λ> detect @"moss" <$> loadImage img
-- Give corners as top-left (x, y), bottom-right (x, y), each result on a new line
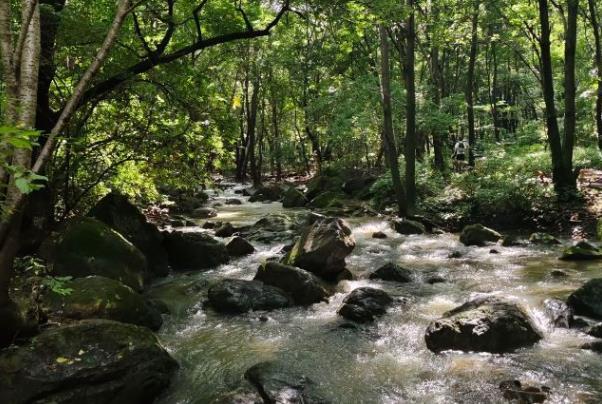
top-left (42, 276), bottom-right (162, 330)
top-left (48, 218), bottom-right (147, 291)
top-left (309, 191), bottom-right (346, 209)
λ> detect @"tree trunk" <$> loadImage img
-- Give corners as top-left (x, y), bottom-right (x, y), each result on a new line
top-left (466, 0), bottom-right (479, 167)
top-left (588, 0), bottom-right (602, 150)
top-left (562, 0), bottom-right (578, 183)
top-left (404, 0), bottom-right (417, 211)
top-left (379, 24), bottom-right (407, 217)
top-left (537, 0), bottom-right (576, 194)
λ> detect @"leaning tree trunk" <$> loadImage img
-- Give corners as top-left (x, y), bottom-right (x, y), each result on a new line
top-left (379, 24), bottom-right (407, 217)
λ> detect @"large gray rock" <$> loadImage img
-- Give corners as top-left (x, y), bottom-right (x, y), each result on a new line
top-left (567, 279), bottom-right (602, 319)
top-left (284, 217), bottom-right (355, 281)
top-left (42, 218), bottom-right (147, 291)
top-left (459, 224), bottom-right (502, 246)
top-left (337, 287), bottom-right (394, 323)
top-left (244, 361), bottom-right (327, 404)
top-left (254, 262), bottom-right (329, 306)
top-left (425, 297), bottom-right (541, 353)
top-left (41, 276), bottom-right (163, 330)
top-left (207, 279), bottom-right (292, 314)
top-left (191, 207), bottom-right (218, 219)
top-left (0, 320), bottom-right (177, 404)
top-left (163, 231), bottom-right (229, 270)
top-left (89, 192), bottom-right (169, 278)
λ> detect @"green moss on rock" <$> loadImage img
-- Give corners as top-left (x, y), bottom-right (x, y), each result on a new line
top-left (41, 276), bottom-right (162, 330)
top-left (44, 218), bottom-right (147, 291)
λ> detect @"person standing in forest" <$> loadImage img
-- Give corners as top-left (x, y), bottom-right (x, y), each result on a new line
top-left (452, 139), bottom-right (468, 171)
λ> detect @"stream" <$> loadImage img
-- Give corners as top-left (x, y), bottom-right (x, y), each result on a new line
top-left (153, 184), bottom-right (602, 403)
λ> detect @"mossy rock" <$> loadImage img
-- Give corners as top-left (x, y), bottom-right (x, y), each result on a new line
top-left (282, 186), bottom-right (308, 208)
top-left (309, 191), bottom-right (346, 209)
top-left (529, 232), bottom-right (561, 245)
top-left (0, 320), bottom-right (177, 404)
top-left (89, 192), bottom-right (169, 278)
top-left (459, 224), bottom-right (502, 246)
top-left (305, 175), bottom-right (344, 201)
top-left (41, 276), bottom-right (162, 330)
top-left (567, 279), bottom-right (602, 319)
top-left (248, 184), bottom-right (284, 202)
top-left (391, 218), bottom-right (426, 235)
top-left (560, 241), bottom-right (602, 261)
top-left (43, 218), bottom-right (147, 291)
top-left (163, 231), bottom-right (229, 270)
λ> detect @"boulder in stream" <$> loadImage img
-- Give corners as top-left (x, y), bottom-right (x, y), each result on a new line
top-left (226, 198), bottom-right (243, 205)
top-left (249, 184), bottom-right (283, 202)
top-left (567, 278), bottom-right (602, 319)
top-left (89, 192), bottom-right (169, 277)
top-left (369, 263), bottom-right (413, 283)
top-left (0, 320), bottom-right (177, 404)
top-left (244, 361), bottom-right (327, 404)
top-left (560, 241), bottom-right (602, 261)
top-left (164, 231), bottom-right (229, 270)
top-left (192, 207), bottom-right (218, 219)
top-left (215, 222), bottom-right (237, 237)
top-left (391, 218), bottom-right (426, 235)
top-left (282, 186), bottom-right (308, 208)
top-left (41, 218), bottom-right (147, 291)
top-left (459, 224), bottom-right (502, 246)
top-left (284, 217), bottom-right (355, 281)
top-left (529, 232), bottom-right (561, 245)
top-left (41, 276), bottom-right (163, 330)
top-left (337, 287), bottom-right (394, 323)
top-left (207, 279), bottom-right (292, 314)
top-left (499, 380), bottom-right (549, 403)
top-left (226, 236), bottom-right (255, 257)
top-left (425, 297), bottom-right (542, 353)
top-left (254, 262), bottom-right (329, 306)
top-left (372, 231), bottom-right (388, 239)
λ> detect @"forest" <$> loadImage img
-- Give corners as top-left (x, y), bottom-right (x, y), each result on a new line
top-left (1, 0), bottom-right (602, 402)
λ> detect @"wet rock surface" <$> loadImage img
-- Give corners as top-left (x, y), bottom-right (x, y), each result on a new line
top-left (254, 262), bottom-right (329, 306)
top-left (337, 287), bottom-right (394, 323)
top-left (284, 217), bottom-right (355, 281)
top-left (567, 278), bottom-right (602, 320)
top-left (369, 263), bottom-right (413, 283)
top-left (207, 279), bottom-right (292, 314)
top-left (164, 231), bottom-right (229, 270)
top-left (459, 224), bottom-right (502, 246)
top-left (244, 361), bottom-right (328, 404)
top-left (0, 320), bottom-right (177, 404)
top-left (425, 297), bottom-right (542, 353)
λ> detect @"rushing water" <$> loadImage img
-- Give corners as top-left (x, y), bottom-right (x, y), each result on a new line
top-left (153, 185), bottom-right (602, 403)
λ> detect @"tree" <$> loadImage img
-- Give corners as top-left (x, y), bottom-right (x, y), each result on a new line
top-left (466, 0), bottom-right (480, 167)
top-left (379, 24), bottom-right (407, 217)
top-left (403, 0), bottom-right (417, 211)
top-left (536, 0), bottom-right (579, 195)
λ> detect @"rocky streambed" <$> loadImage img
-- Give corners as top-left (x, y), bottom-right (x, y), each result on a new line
top-left (2, 182), bottom-right (602, 403)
